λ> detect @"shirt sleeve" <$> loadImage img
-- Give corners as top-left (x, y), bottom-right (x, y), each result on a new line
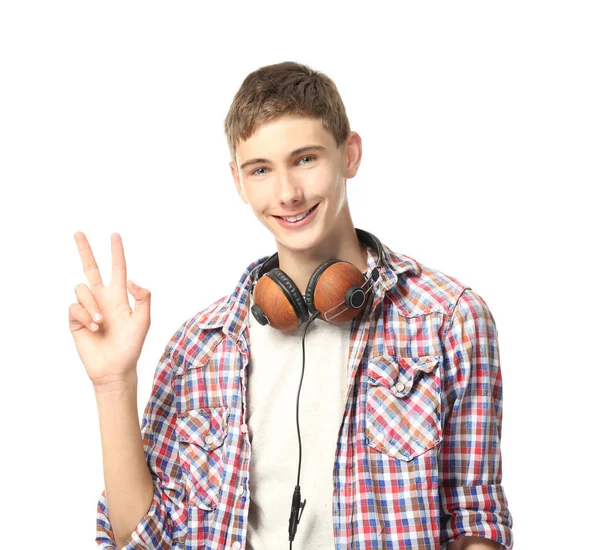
top-left (438, 288), bottom-right (514, 549)
top-left (95, 324), bottom-right (189, 549)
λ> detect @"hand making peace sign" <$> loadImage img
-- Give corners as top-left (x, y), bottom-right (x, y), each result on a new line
top-left (69, 232), bottom-right (151, 390)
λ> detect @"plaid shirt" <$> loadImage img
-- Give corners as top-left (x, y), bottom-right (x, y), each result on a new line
top-left (96, 238), bottom-right (514, 549)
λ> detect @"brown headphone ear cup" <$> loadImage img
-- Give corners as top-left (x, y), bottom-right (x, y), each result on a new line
top-left (308, 261), bottom-right (368, 323)
top-left (252, 268), bottom-right (308, 331)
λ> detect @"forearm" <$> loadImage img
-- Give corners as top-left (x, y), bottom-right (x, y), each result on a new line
top-left (95, 370), bottom-right (155, 548)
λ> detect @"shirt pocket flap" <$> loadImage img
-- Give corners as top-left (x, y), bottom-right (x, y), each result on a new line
top-left (175, 407), bottom-right (229, 451)
top-left (367, 354), bottom-right (440, 397)
top-left (398, 355), bottom-right (440, 374)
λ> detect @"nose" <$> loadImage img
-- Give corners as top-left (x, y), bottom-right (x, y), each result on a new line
top-left (276, 170), bottom-right (304, 206)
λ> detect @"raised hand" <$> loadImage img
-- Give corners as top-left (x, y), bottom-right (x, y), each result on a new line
top-left (69, 232), bottom-right (151, 390)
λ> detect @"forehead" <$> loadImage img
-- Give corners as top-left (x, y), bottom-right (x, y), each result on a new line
top-left (236, 115), bottom-right (335, 162)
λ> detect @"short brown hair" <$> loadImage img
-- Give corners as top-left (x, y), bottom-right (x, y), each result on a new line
top-left (224, 61), bottom-right (351, 165)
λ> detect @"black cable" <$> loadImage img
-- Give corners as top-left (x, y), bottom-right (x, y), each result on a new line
top-left (296, 310), bottom-right (319, 485)
top-left (288, 310), bottom-right (320, 547)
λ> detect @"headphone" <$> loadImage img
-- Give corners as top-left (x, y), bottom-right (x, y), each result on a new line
top-left (250, 228), bottom-right (384, 331)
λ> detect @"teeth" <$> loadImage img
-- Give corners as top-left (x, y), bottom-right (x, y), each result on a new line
top-left (281, 207), bottom-right (312, 222)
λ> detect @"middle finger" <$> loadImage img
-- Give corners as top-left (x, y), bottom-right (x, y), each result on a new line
top-left (110, 233), bottom-right (127, 293)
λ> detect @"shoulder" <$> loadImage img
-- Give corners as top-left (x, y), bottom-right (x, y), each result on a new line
top-left (385, 247), bottom-right (472, 319)
top-left (165, 293), bottom-right (233, 376)
top-left (445, 286), bottom-right (498, 341)
top-left (166, 254), bottom-right (269, 376)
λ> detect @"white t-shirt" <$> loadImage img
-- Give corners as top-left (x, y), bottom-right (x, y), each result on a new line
top-left (245, 291), bottom-right (353, 549)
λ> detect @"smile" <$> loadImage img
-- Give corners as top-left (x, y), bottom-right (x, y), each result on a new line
top-left (273, 203), bottom-right (320, 228)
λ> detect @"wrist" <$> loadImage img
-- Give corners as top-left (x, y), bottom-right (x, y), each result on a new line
top-left (93, 369), bottom-right (138, 396)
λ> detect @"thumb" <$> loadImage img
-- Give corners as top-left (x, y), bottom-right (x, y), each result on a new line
top-left (127, 280), bottom-right (151, 319)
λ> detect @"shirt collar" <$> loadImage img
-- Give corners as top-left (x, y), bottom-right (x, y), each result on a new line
top-left (194, 236), bottom-right (421, 344)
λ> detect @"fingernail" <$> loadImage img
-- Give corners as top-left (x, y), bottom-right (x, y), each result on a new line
top-left (94, 313), bottom-right (102, 322)
top-left (90, 323), bottom-right (99, 331)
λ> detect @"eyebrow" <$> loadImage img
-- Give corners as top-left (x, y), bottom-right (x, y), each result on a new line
top-left (239, 145), bottom-right (327, 172)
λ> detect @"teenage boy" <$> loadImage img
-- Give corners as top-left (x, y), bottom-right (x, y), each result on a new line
top-left (71, 61), bottom-right (513, 549)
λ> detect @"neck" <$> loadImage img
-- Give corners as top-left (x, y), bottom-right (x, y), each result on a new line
top-left (275, 219), bottom-right (369, 295)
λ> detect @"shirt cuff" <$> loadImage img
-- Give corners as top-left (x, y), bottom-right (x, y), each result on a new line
top-left (440, 484), bottom-right (514, 550)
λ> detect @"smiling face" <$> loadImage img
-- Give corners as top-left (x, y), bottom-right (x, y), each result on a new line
top-left (230, 115), bottom-right (362, 257)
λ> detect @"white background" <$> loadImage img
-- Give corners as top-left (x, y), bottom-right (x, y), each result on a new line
top-left (1, 1), bottom-right (598, 548)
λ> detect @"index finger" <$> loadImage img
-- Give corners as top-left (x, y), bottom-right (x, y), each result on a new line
top-left (74, 231), bottom-right (104, 289)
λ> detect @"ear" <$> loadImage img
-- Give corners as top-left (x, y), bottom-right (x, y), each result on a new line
top-left (230, 160), bottom-right (248, 204)
top-left (343, 131), bottom-right (362, 179)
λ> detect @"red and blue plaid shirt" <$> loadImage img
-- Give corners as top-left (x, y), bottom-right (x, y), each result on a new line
top-left (96, 238), bottom-right (514, 549)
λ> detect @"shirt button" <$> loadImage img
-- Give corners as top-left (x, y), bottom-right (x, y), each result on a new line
top-left (240, 424), bottom-right (248, 433)
top-left (231, 541), bottom-right (241, 550)
top-left (237, 485), bottom-right (244, 496)
top-left (205, 434), bottom-right (215, 445)
top-left (395, 381), bottom-right (405, 392)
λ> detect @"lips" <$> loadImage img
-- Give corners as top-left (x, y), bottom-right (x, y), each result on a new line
top-left (274, 204), bottom-right (319, 220)
top-left (272, 202), bottom-right (320, 228)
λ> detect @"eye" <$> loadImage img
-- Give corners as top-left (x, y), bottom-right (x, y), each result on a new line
top-left (298, 155), bottom-right (316, 165)
top-left (250, 166), bottom-right (269, 177)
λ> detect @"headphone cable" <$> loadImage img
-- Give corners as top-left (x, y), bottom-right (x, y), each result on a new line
top-left (288, 310), bottom-right (320, 547)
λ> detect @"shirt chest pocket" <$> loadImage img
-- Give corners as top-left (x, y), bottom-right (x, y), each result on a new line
top-left (175, 406), bottom-right (229, 511)
top-left (365, 355), bottom-right (442, 461)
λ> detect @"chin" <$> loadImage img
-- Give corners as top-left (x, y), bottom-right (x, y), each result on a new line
top-left (277, 228), bottom-right (329, 254)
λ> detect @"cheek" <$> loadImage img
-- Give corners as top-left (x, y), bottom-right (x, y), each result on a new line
top-left (308, 167), bottom-right (339, 195)
top-left (244, 188), bottom-right (270, 213)
top-left (322, 177), bottom-right (346, 209)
